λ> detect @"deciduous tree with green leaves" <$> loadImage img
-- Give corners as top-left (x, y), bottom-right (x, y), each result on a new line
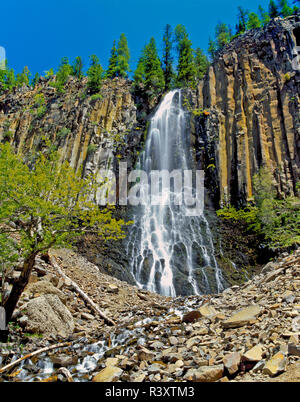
top-left (0, 143), bottom-right (128, 324)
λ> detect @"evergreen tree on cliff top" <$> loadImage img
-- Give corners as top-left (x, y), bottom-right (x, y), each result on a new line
top-left (106, 40), bottom-right (118, 79)
top-left (175, 25), bottom-right (196, 88)
top-left (269, 0), bottom-right (280, 18)
top-left (143, 37), bottom-right (165, 97)
top-left (116, 33), bottom-right (130, 78)
top-left (162, 24), bottom-right (175, 91)
top-left (87, 54), bottom-right (104, 93)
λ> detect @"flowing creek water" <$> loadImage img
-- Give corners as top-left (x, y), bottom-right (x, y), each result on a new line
top-left (1, 297), bottom-right (205, 382)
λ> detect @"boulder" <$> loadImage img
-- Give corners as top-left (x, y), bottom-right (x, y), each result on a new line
top-left (184, 365), bottom-right (224, 382)
top-left (242, 345), bottom-right (264, 362)
top-left (182, 311), bottom-right (201, 323)
top-left (223, 352), bottom-right (241, 375)
top-left (222, 306), bottom-right (262, 329)
top-left (199, 305), bottom-right (217, 318)
top-left (23, 294), bottom-right (74, 338)
top-left (263, 352), bottom-right (287, 377)
top-left (24, 280), bottom-right (67, 304)
top-left (92, 366), bottom-right (123, 382)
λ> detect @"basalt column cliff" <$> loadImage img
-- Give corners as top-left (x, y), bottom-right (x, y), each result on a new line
top-left (197, 15), bottom-right (300, 207)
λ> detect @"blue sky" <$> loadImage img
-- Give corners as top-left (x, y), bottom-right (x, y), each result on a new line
top-left (1, 0), bottom-right (272, 76)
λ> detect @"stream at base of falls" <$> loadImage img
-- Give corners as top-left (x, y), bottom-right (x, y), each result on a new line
top-left (0, 296), bottom-right (206, 382)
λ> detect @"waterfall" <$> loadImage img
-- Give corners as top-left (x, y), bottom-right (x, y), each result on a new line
top-left (126, 90), bottom-right (224, 297)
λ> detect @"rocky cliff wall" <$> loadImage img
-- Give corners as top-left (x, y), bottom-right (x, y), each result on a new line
top-left (0, 77), bottom-right (144, 184)
top-left (197, 14), bottom-right (300, 206)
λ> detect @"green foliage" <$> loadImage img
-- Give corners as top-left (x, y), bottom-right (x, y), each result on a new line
top-left (236, 6), bottom-right (249, 34)
top-left (208, 23), bottom-right (231, 60)
top-left (0, 142), bottom-right (128, 318)
top-left (217, 168), bottom-right (300, 250)
top-left (0, 61), bottom-right (16, 93)
top-left (106, 40), bottom-right (118, 79)
top-left (52, 57), bottom-right (73, 93)
top-left (259, 5), bottom-right (271, 26)
top-left (133, 37), bottom-right (165, 99)
top-left (30, 93), bottom-right (47, 119)
top-left (269, 0), bottom-right (280, 18)
top-left (162, 24), bottom-right (175, 91)
top-left (87, 143), bottom-right (98, 155)
top-left (16, 66), bottom-right (30, 87)
top-left (143, 37), bottom-right (165, 97)
top-left (194, 48), bottom-right (209, 81)
top-left (116, 33), bottom-right (130, 78)
top-left (90, 93), bottom-right (103, 101)
top-left (44, 68), bottom-right (54, 79)
top-left (247, 12), bottom-right (262, 29)
top-left (32, 72), bottom-right (40, 88)
top-left (176, 25), bottom-right (197, 88)
top-left (56, 127), bottom-right (71, 140)
top-left (72, 56), bottom-right (84, 79)
top-left (87, 55), bottom-right (104, 94)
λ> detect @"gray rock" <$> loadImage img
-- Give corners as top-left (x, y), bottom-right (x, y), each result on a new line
top-left (24, 294), bottom-right (74, 338)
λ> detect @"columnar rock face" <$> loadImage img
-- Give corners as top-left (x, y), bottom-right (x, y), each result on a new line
top-left (0, 77), bottom-right (141, 185)
top-left (198, 15), bottom-right (300, 206)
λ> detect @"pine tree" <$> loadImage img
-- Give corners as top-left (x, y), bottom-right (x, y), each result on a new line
top-left (87, 54), bottom-right (103, 93)
top-left (236, 6), bottom-right (248, 34)
top-left (247, 12), bottom-right (262, 29)
top-left (116, 33), bottom-right (130, 78)
top-left (32, 72), bottom-right (40, 88)
top-left (133, 53), bottom-right (145, 87)
top-left (279, 0), bottom-right (293, 16)
top-left (55, 57), bottom-right (73, 92)
top-left (106, 40), bottom-right (118, 79)
top-left (16, 66), bottom-right (30, 87)
top-left (72, 56), bottom-right (84, 79)
top-left (162, 24), bottom-right (174, 91)
top-left (258, 5), bottom-right (271, 26)
top-left (215, 23), bottom-right (231, 50)
top-left (176, 27), bottom-right (197, 88)
top-left (194, 48), bottom-right (209, 81)
top-left (269, 0), bottom-right (280, 18)
top-left (208, 38), bottom-right (217, 61)
top-left (143, 37), bottom-right (165, 97)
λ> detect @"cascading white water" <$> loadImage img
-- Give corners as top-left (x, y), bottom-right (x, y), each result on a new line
top-left (126, 90), bottom-right (224, 297)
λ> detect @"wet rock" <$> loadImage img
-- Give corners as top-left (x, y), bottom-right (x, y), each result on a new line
top-left (92, 366), bottom-right (123, 382)
top-left (51, 355), bottom-right (78, 367)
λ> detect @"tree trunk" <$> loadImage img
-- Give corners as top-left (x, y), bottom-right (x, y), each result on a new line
top-left (3, 252), bottom-right (37, 325)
